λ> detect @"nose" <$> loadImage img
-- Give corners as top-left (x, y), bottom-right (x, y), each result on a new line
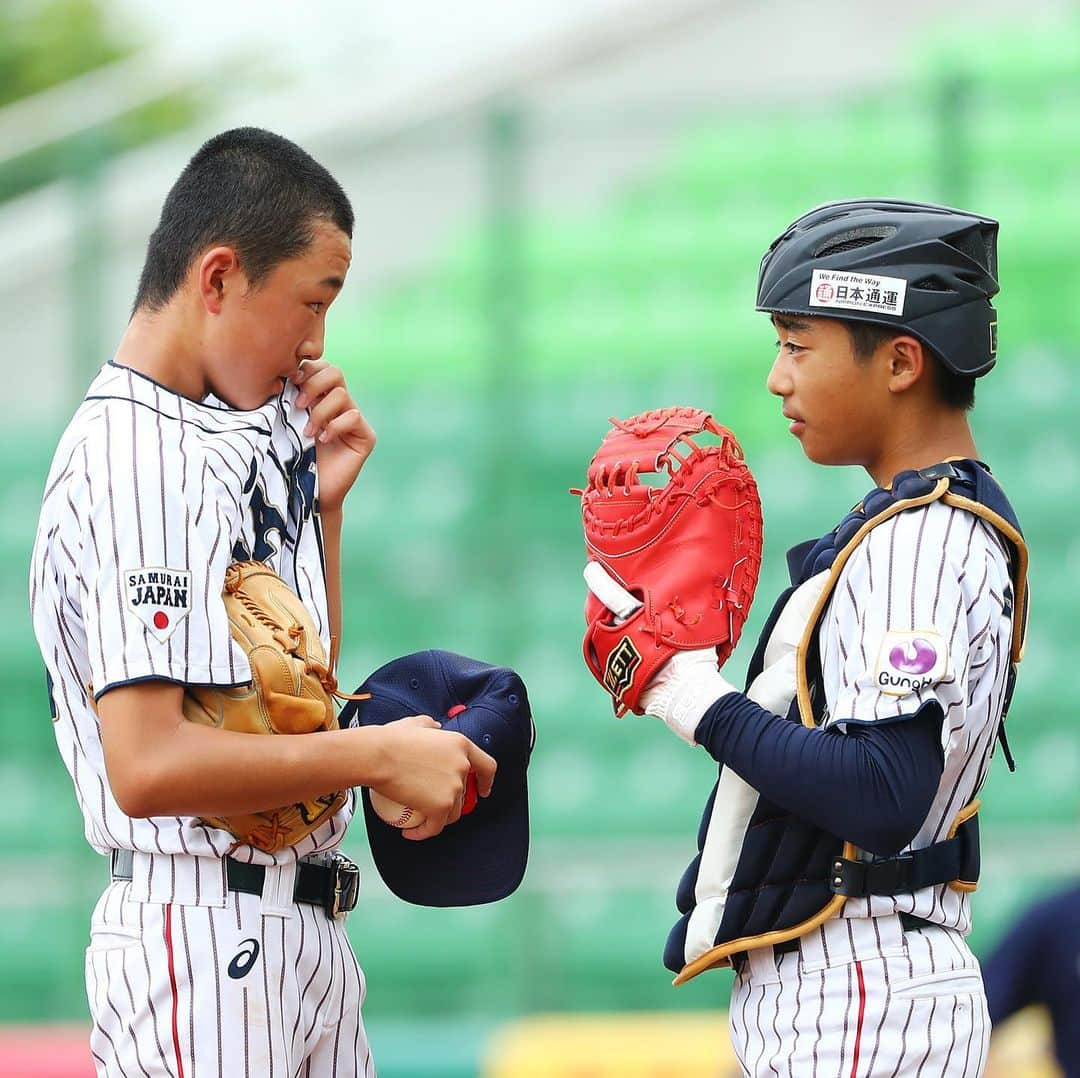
top-left (299, 326), bottom-right (325, 363)
top-left (766, 351), bottom-right (791, 398)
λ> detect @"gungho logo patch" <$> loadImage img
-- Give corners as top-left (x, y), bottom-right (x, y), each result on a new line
top-left (605, 637), bottom-right (642, 700)
top-left (873, 629), bottom-right (948, 697)
top-left (124, 567), bottom-right (192, 643)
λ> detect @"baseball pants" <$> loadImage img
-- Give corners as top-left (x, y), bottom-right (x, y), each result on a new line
top-left (728, 913), bottom-right (989, 1076)
top-left (85, 874), bottom-right (375, 1077)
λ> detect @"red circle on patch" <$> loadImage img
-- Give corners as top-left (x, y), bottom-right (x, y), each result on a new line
top-left (153, 611), bottom-right (169, 630)
top-left (815, 282), bottom-right (834, 301)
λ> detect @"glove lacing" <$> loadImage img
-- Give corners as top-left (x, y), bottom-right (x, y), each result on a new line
top-left (226, 566), bottom-right (369, 704)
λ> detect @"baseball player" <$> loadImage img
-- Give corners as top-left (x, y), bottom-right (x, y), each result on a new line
top-left (982, 880), bottom-right (1080, 1076)
top-left (29, 127), bottom-right (496, 1077)
top-left (585, 201), bottom-right (1026, 1075)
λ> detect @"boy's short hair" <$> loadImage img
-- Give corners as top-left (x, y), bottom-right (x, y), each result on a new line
top-left (845, 321), bottom-right (976, 411)
top-left (133, 127), bottom-right (354, 313)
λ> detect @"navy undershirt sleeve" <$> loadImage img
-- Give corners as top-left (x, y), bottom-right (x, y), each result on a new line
top-left (693, 693), bottom-right (945, 856)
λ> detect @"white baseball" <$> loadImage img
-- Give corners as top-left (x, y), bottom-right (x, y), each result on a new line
top-left (369, 790), bottom-right (426, 829)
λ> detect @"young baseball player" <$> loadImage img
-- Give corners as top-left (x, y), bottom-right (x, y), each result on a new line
top-left (29, 127), bottom-right (496, 1077)
top-left (585, 201), bottom-right (1026, 1075)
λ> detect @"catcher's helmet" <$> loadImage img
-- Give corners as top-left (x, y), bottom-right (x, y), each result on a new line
top-left (756, 199), bottom-right (1000, 377)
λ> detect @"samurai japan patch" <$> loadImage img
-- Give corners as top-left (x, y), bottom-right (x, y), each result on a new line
top-left (873, 629), bottom-right (949, 697)
top-left (125, 567), bottom-right (192, 642)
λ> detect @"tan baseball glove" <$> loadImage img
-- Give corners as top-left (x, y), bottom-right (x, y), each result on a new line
top-left (182, 560), bottom-right (364, 853)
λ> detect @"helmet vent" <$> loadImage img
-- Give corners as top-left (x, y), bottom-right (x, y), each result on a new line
top-left (948, 226), bottom-right (997, 274)
top-left (813, 225), bottom-right (897, 258)
top-left (911, 275), bottom-right (955, 293)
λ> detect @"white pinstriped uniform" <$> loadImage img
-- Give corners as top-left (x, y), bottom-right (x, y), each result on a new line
top-left (30, 362), bottom-right (374, 1077)
top-left (728, 500), bottom-right (1012, 1076)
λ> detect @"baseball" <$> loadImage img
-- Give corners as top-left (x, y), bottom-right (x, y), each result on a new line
top-left (369, 791), bottom-right (426, 830)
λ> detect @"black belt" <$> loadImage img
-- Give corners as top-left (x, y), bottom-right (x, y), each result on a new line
top-left (110, 849), bottom-right (360, 919)
top-left (734, 912), bottom-right (936, 967)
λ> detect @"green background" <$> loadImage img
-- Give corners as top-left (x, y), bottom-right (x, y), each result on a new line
top-left (1, 11), bottom-right (1078, 1077)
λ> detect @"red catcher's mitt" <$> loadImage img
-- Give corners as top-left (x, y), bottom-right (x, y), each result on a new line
top-left (575, 407), bottom-right (763, 715)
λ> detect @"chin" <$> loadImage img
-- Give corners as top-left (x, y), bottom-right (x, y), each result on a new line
top-left (800, 439), bottom-right (846, 467)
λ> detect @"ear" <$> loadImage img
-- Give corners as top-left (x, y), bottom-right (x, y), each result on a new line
top-left (197, 246), bottom-right (242, 315)
top-left (886, 335), bottom-right (927, 394)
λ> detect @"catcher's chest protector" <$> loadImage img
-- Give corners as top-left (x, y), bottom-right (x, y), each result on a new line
top-left (666, 460), bottom-right (1029, 984)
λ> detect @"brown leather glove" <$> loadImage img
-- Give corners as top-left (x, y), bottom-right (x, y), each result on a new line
top-left (183, 561), bottom-right (363, 853)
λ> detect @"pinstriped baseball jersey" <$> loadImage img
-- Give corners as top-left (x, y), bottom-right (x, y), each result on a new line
top-left (818, 500), bottom-right (1013, 938)
top-left (29, 361), bottom-right (357, 871)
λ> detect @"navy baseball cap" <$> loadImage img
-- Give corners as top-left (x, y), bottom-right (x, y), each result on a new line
top-left (339, 650), bottom-right (534, 907)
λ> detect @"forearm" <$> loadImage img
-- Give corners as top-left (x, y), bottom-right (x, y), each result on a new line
top-left (104, 702), bottom-right (389, 819)
top-left (693, 695), bottom-right (945, 855)
top-left (322, 506), bottom-right (343, 647)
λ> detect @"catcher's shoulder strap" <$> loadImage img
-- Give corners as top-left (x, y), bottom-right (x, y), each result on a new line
top-left (791, 459), bottom-right (1028, 754)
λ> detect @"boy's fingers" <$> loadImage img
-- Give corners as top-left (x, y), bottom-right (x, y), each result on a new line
top-left (467, 743), bottom-right (497, 797)
top-left (402, 815), bottom-right (447, 842)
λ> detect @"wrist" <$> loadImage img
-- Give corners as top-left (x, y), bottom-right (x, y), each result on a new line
top-left (348, 725), bottom-right (391, 788)
top-left (640, 651), bottom-right (737, 745)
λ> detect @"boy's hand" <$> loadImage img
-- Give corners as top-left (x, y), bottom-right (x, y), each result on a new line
top-left (291, 359), bottom-right (375, 513)
top-left (367, 716), bottom-right (498, 841)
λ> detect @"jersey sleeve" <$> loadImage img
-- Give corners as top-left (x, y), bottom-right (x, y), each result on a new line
top-left (820, 503), bottom-right (976, 728)
top-left (77, 414), bottom-right (249, 700)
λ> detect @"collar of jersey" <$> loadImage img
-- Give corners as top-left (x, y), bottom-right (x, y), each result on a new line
top-left (91, 361), bottom-right (278, 435)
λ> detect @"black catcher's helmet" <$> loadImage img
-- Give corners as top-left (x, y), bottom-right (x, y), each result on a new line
top-left (756, 199), bottom-right (1000, 377)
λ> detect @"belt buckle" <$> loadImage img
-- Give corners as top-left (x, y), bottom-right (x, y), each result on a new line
top-left (326, 853), bottom-right (360, 919)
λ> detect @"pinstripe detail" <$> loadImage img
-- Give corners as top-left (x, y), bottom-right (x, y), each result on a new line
top-left (849, 961), bottom-right (866, 1078)
top-left (751, 983), bottom-right (767, 1072)
top-left (765, 972), bottom-right (784, 1076)
top-left (290, 909), bottom-right (309, 1059)
top-left (341, 935), bottom-right (374, 1076)
top-left (914, 996), bottom-right (937, 1076)
top-left (309, 915), bottom-right (336, 1043)
top-left (262, 912), bottom-right (276, 1078)
top-left (243, 982), bottom-right (251, 1077)
top-left (208, 905), bottom-right (223, 1078)
top-left (127, 375), bottom-right (153, 676)
top-left (731, 967), bottom-right (748, 1073)
top-left (177, 396), bottom-right (192, 679)
top-left (137, 902), bottom-right (171, 1071)
top-left (973, 990), bottom-right (990, 1075)
top-left (863, 922), bottom-right (890, 1075)
top-left (163, 904), bottom-right (186, 1078)
top-left (788, 957), bottom-right (804, 1078)
top-left (331, 918), bottom-right (348, 1074)
top-left (812, 969), bottom-right (824, 1073)
top-left (103, 409), bottom-right (130, 681)
top-left (179, 905), bottom-right (196, 1070)
top-left (118, 939), bottom-right (153, 1078)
